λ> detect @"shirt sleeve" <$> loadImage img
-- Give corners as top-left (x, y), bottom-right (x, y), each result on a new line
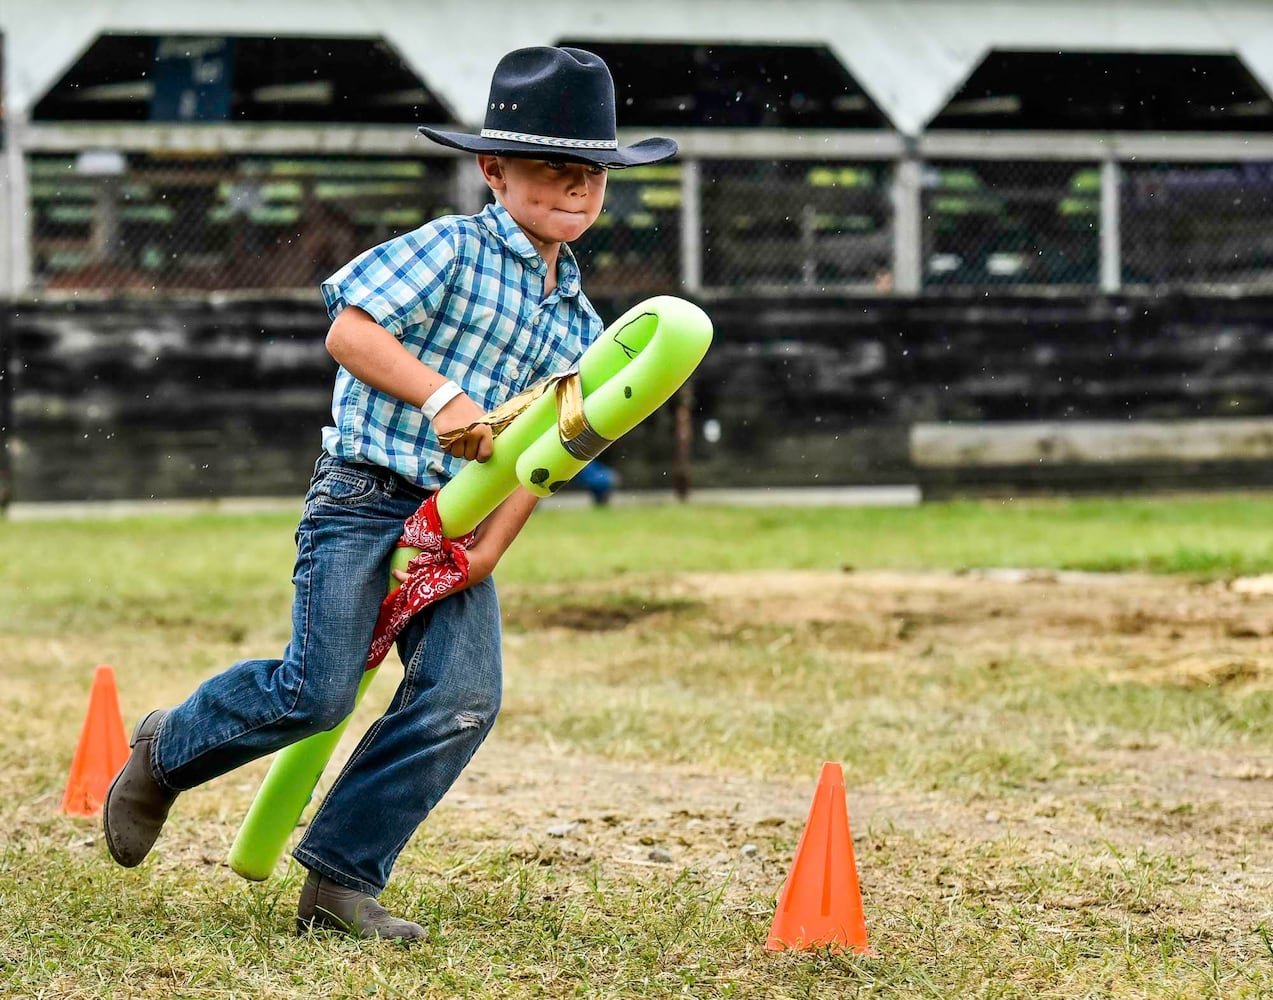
top-left (320, 219), bottom-right (463, 338)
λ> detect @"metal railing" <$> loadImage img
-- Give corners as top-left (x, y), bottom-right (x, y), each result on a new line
top-left (4, 121), bottom-right (1273, 299)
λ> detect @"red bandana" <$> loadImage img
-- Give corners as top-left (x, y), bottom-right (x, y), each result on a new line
top-left (364, 494), bottom-right (474, 670)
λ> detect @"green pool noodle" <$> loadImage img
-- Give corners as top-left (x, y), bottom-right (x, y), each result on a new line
top-left (512, 295), bottom-right (714, 497)
top-left (228, 295), bottom-right (712, 880)
top-left (431, 295), bottom-right (713, 528)
top-left (227, 667), bottom-right (380, 880)
top-left (390, 294), bottom-right (712, 556)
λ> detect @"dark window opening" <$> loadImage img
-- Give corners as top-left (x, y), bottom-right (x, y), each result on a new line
top-left (555, 41), bottom-right (891, 129)
top-left (1122, 162), bottom-right (1273, 287)
top-left (930, 51), bottom-right (1273, 131)
top-left (702, 161), bottom-right (894, 290)
top-left (572, 164), bottom-right (683, 298)
top-left (33, 34), bottom-right (456, 125)
top-left (29, 153), bottom-right (455, 291)
top-left (921, 161), bottom-right (1100, 288)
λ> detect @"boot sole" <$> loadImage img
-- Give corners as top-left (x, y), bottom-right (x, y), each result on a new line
top-left (296, 910), bottom-right (423, 941)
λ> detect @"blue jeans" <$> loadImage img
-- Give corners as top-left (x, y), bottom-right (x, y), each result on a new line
top-left (150, 454), bottom-right (503, 894)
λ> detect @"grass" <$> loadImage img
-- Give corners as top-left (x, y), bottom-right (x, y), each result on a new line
top-left (10, 493), bottom-right (1273, 609)
top-left (4, 493), bottom-right (1273, 998)
top-left (513, 494), bottom-right (1273, 579)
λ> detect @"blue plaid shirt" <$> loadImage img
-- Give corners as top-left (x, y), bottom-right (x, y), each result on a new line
top-left (319, 202), bottom-right (603, 488)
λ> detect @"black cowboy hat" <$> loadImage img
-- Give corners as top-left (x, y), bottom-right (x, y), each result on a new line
top-left (418, 46), bottom-right (677, 168)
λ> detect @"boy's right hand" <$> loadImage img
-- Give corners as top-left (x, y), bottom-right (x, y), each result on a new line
top-left (431, 394), bottom-right (494, 462)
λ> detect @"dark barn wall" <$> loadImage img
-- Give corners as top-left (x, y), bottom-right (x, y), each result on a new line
top-left (690, 295), bottom-right (1273, 495)
top-left (6, 295), bottom-right (336, 502)
top-left (4, 293), bottom-right (1273, 503)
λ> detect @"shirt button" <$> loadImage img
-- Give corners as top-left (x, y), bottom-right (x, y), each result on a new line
top-left (509, 364), bottom-right (521, 379)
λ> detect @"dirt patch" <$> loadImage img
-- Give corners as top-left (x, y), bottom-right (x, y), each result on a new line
top-left (661, 568), bottom-right (1273, 690)
top-left (456, 571), bottom-right (1273, 920)
top-left (502, 595), bottom-right (700, 633)
top-left (24, 568), bottom-right (1272, 945)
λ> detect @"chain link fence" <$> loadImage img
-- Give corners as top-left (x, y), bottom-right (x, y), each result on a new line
top-left (29, 153), bottom-right (456, 292)
top-left (1122, 162), bottom-right (1273, 289)
top-left (572, 163), bottom-right (682, 298)
top-left (22, 148), bottom-right (1273, 296)
top-left (699, 160), bottom-right (893, 291)
top-left (921, 160), bottom-right (1101, 289)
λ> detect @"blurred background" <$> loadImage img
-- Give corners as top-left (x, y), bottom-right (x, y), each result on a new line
top-left (2, 1), bottom-right (1272, 503)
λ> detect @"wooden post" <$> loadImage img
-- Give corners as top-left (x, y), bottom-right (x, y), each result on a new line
top-left (672, 382), bottom-right (693, 501)
top-left (0, 306), bottom-right (11, 510)
top-left (1099, 155), bottom-right (1122, 294)
top-left (679, 158), bottom-right (701, 293)
top-left (891, 156), bottom-right (922, 295)
top-left (3, 113), bottom-right (31, 296)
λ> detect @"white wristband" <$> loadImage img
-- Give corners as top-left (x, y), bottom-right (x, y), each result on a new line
top-left (420, 380), bottom-right (464, 422)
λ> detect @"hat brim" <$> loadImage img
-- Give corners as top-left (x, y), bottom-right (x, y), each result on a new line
top-left (417, 126), bottom-right (677, 168)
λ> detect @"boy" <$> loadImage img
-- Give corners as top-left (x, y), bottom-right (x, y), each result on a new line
top-left (103, 46), bottom-right (677, 941)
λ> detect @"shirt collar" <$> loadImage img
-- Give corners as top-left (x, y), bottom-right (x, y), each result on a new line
top-left (556, 243), bottom-right (582, 298)
top-left (479, 201), bottom-right (539, 263)
top-left (478, 202), bottom-right (581, 299)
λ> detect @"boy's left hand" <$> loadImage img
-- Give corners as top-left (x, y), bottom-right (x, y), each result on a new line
top-left (390, 545), bottom-right (494, 589)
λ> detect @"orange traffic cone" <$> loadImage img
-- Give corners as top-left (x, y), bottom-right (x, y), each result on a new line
top-left (61, 664), bottom-right (130, 817)
top-left (765, 761), bottom-right (871, 954)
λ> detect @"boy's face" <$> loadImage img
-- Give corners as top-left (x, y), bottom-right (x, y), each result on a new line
top-left (479, 155), bottom-right (607, 251)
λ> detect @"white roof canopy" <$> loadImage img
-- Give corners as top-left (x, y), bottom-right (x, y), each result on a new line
top-left (4, 0), bottom-right (1272, 134)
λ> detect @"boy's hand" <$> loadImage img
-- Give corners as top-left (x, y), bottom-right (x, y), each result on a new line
top-left (431, 394), bottom-right (494, 462)
top-left (388, 540), bottom-right (496, 589)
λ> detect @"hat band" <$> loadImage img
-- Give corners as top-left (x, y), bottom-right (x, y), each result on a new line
top-left (479, 128), bottom-right (618, 150)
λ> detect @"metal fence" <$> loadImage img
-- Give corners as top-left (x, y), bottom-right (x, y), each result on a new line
top-left (1121, 162), bottom-right (1273, 287)
top-left (8, 126), bottom-right (1273, 298)
top-left (28, 152), bottom-right (456, 292)
top-left (921, 161), bottom-right (1100, 288)
top-left (698, 159), bottom-right (893, 291)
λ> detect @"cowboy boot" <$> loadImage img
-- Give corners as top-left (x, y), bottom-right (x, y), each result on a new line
top-left (103, 710), bottom-right (179, 867)
top-left (296, 870), bottom-right (426, 941)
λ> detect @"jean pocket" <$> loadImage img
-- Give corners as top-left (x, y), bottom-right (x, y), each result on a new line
top-left (306, 466), bottom-right (381, 508)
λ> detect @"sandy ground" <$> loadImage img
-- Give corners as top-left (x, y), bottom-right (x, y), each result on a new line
top-left (30, 568), bottom-right (1273, 943)
top-left (426, 570), bottom-right (1273, 931)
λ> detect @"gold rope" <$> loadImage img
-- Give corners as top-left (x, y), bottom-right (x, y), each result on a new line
top-left (435, 369), bottom-right (592, 452)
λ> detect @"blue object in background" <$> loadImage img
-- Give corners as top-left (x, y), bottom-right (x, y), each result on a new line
top-left (573, 461), bottom-right (617, 505)
top-left (150, 37), bottom-right (235, 122)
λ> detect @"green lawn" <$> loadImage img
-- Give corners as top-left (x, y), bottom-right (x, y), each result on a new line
top-left (3, 494), bottom-right (1273, 998)
top-left (6, 493), bottom-right (1273, 617)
